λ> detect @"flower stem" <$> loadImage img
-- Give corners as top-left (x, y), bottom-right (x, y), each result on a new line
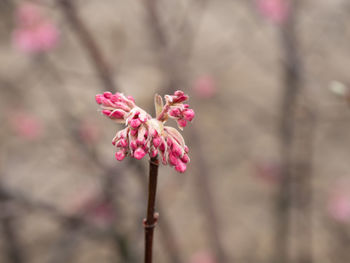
top-left (144, 157), bottom-right (159, 263)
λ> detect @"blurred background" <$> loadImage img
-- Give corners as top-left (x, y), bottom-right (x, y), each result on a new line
top-left (1, 0), bottom-right (350, 262)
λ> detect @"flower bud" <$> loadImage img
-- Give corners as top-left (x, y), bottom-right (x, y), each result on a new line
top-left (183, 109), bottom-right (195, 121)
top-left (175, 160), bottom-right (186, 173)
top-left (115, 150), bottom-right (126, 161)
top-left (134, 148), bottom-right (146, 160)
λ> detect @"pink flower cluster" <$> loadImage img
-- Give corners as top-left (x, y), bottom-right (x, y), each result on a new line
top-left (12, 3), bottom-right (59, 54)
top-left (95, 91), bottom-right (194, 173)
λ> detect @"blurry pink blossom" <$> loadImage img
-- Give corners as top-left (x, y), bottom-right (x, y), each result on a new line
top-left (254, 160), bottom-right (281, 184)
top-left (256, 0), bottom-right (290, 24)
top-left (9, 111), bottom-right (44, 140)
top-left (189, 251), bottom-right (216, 263)
top-left (193, 75), bottom-right (216, 99)
top-left (79, 118), bottom-right (101, 144)
top-left (12, 2), bottom-right (59, 54)
top-left (328, 185), bottom-right (350, 223)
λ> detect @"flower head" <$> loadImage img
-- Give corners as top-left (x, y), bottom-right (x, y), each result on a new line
top-left (96, 91), bottom-right (194, 173)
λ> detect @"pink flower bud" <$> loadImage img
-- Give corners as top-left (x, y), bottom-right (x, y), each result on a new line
top-left (168, 153), bottom-right (178, 166)
top-left (174, 90), bottom-right (184, 97)
top-left (134, 148), bottom-right (146, 160)
top-left (175, 160), bottom-right (186, 173)
top-left (159, 140), bottom-right (166, 152)
top-left (172, 143), bottom-right (183, 157)
top-left (130, 140), bottom-right (138, 150)
top-left (102, 110), bottom-right (112, 116)
top-left (181, 154), bottom-right (190, 163)
top-left (169, 108), bottom-right (181, 117)
top-left (177, 119), bottom-right (187, 127)
top-left (167, 137), bottom-right (173, 147)
top-left (103, 92), bottom-right (112, 99)
top-left (183, 109), bottom-right (195, 121)
top-left (130, 118), bottom-right (141, 128)
top-left (117, 139), bottom-right (128, 148)
top-left (95, 94), bottom-right (103, 104)
top-left (110, 110), bottom-right (125, 119)
top-left (115, 150), bottom-right (126, 161)
top-left (101, 98), bottom-right (115, 107)
top-left (130, 129), bottom-right (138, 136)
top-left (153, 137), bottom-right (161, 148)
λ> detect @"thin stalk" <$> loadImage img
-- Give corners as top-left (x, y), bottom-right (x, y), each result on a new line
top-left (131, 160), bottom-right (183, 263)
top-left (144, 157), bottom-right (159, 263)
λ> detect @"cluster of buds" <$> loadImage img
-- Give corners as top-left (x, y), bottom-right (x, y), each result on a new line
top-left (95, 90), bottom-right (194, 173)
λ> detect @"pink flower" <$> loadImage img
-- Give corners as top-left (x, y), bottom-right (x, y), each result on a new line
top-left (95, 90), bottom-right (194, 173)
top-left (12, 3), bottom-right (59, 54)
top-left (193, 75), bottom-right (216, 99)
top-left (189, 251), bottom-right (216, 263)
top-left (9, 111), bottom-right (44, 140)
top-left (328, 183), bottom-right (350, 223)
top-left (256, 0), bottom-right (290, 24)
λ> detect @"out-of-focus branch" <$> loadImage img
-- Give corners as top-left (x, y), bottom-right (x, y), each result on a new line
top-left (274, 1), bottom-right (314, 263)
top-left (188, 124), bottom-right (228, 263)
top-left (0, 187), bottom-right (24, 263)
top-left (0, 184), bottom-right (114, 237)
top-left (57, 0), bottom-right (117, 93)
top-left (274, 9), bottom-right (300, 263)
top-left (293, 103), bottom-right (315, 263)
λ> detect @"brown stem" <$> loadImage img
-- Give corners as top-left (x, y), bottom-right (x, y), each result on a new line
top-left (144, 157), bottom-right (159, 263)
top-left (131, 160), bottom-right (183, 263)
top-left (57, 0), bottom-right (117, 92)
